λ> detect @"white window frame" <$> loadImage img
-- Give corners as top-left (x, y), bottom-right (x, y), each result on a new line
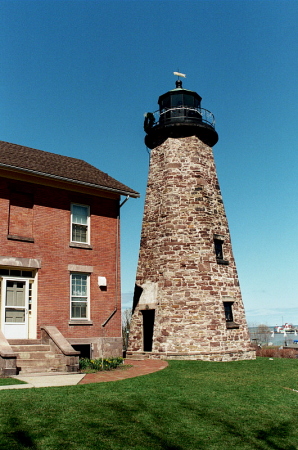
top-left (70, 203), bottom-right (90, 244)
top-left (70, 273), bottom-right (90, 320)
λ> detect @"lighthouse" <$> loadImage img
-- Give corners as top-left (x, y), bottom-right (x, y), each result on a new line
top-left (127, 78), bottom-right (255, 361)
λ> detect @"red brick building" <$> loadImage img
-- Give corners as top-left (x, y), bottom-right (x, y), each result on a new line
top-left (0, 141), bottom-right (138, 374)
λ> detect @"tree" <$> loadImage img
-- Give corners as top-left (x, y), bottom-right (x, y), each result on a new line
top-left (122, 308), bottom-right (132, 351)
top-left (255, 324), bottom-right (271, 345)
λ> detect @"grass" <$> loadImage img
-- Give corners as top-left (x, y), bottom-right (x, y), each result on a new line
top-left (0, 358), bottom-right (298, 449)
top-left (0, 377), bottom-right (26, 386)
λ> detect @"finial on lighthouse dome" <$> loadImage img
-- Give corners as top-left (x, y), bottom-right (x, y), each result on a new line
top-left (144, 76), bottom-right (218, 149)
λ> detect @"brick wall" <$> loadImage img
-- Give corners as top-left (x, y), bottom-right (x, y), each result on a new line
top-left (0, 176), bottom-right (121, 343)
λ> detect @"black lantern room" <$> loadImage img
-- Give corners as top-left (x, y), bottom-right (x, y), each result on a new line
top-left (144, 80), bottom-right (218, 149)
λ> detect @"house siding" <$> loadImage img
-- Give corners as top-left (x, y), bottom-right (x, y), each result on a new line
top-left (0, 176), bottom-right (122, 354)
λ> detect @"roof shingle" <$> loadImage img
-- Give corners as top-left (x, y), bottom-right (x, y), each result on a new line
top-left (0, 141), bottom-right (139, 197)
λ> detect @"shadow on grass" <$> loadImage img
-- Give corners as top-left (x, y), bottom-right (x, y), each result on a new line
top-left (0, 396), bottom-right (297, 450)
top-left (2, 417), bottom-right (37, 450)
top-left (256, 422), bottom-right (297, 450)
top-left (81, 393), bottom-right (298, 450)
top-left (1, 359), bottom-right (298, 449)
top-left (177, 398), bottom-right (297, 450)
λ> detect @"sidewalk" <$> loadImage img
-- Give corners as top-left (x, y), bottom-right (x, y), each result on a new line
top-left (0, 359), bottom-right (168, 390)
top-left (2, 372), bottom-right (85, 389)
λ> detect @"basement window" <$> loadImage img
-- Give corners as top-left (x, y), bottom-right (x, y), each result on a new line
top-left (72, 344), bottom-right (91, 359)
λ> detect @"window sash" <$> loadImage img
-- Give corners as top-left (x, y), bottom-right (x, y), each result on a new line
top-left (71, 301), bottom-right (87, 319)
top-left (70, 274), bottom-right (89, 319)
top-left (72, 205), bottom-right (88, 225)
top-left (71, 204), bottom-right (90, 243)
top-left (72, 224), bottom-right (87, 243)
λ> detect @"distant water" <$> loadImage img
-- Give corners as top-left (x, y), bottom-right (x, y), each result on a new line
top-left (249, 327), bottom-right (298, 346)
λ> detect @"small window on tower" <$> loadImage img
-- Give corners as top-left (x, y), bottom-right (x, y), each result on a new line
top-left (214, 235), bottom-right (229, 265)
top-left (214, 238), bottom-right (223, 260)
top-left (223, 300), bottom-right (239, 329)
top-left (224, 302), bottom-right (233, 322)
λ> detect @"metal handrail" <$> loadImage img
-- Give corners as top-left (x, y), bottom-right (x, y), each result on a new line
top-left (148, 106), bottom-right (216, 129)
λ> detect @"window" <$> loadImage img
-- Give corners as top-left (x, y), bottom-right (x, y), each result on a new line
top-left (70, 273), bottom-right (89, 319)
top-left (214, 238), bottom-right (223, 260)
top-left (28, 281), bottom-right (33, 314)
top-left (71, 204), bottom-right (90, 244)
top-left (0, 269), bottom-right (33, 277)
top-left (223, 300), bottom-right (239, 329)
top-left (214, 234), bottom-right (229, 265)
top-left (223, 302), bottom-right (234, 322)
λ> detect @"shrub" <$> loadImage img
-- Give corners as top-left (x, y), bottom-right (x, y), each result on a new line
top-left (79, 357), bottom-right (123, 372)
top-left (254, 345), bottom-right (298, 359)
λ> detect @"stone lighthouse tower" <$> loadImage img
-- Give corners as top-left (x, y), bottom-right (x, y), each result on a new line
top-left (127, 78), bottom-right (255, 361)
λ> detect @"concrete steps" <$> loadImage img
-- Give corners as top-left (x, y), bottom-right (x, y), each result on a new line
top-left (8, 339), bottom-right (65, 374)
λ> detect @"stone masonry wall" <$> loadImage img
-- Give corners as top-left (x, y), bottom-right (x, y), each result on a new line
top-left (128, 135), bottom-right (254, 361)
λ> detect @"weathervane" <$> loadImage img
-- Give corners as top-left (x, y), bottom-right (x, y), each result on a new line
top-left (173, 71), bottom-right (186, 79)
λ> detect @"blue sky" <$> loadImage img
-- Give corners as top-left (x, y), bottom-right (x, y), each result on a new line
top-left (1, 0), bottom-right (298, 326)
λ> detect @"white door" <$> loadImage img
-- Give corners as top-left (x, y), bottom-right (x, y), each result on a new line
top-left (1, 279), bottom-right (29, 339)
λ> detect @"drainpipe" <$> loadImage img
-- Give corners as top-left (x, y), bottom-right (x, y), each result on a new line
top-left (117, 195), bottom-right (130, 316)
top-left (101, 195), bottom-right (130, 363)
top-left (120, 195), bottom-right (130, 208)
top-left (101, 307), bottom-right (118, 327)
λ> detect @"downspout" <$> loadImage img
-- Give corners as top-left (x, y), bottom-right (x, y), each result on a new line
top-left (117, 195), bottom-right (130, 310)
top-left (101, 307), bottom-right (117, 327)
top-left (101, 195), bottom-right (130, 362)
top-left (120, 195), bottom-right (130, 208)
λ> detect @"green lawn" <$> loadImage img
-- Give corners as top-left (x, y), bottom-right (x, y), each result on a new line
top-left (0, 358), bottom-right (298, 450)
top-left (0, 377), bottom-right (26, 386)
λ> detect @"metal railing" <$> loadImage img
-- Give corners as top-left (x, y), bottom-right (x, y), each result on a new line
top-left (146, 106), bottom-right (216, 129)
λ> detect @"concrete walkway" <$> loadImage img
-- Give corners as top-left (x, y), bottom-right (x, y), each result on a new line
top-left (0, 359), bottom-right (168, 390)
top-left (2, 372), bottom-right (85, 389)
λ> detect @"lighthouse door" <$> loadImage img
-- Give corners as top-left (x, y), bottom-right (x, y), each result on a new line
top-left (142, 310), bottom-right (155, 351)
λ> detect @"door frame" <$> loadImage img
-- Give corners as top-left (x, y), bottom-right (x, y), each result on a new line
top-left (142, 309), bottom-right (155, 352)
top-left (1, 276), bottom-right (33, 339)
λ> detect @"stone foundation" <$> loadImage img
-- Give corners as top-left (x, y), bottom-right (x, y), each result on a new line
top-left (128, 350), bottom-right (256, 362)
top-left (67, 337), bottom-right (123, 359)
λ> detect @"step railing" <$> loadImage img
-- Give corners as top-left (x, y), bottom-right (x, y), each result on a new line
top-left (41, 326), bottom-right (80, 372)
top-left (0, 330), bottom-right (17, 376)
